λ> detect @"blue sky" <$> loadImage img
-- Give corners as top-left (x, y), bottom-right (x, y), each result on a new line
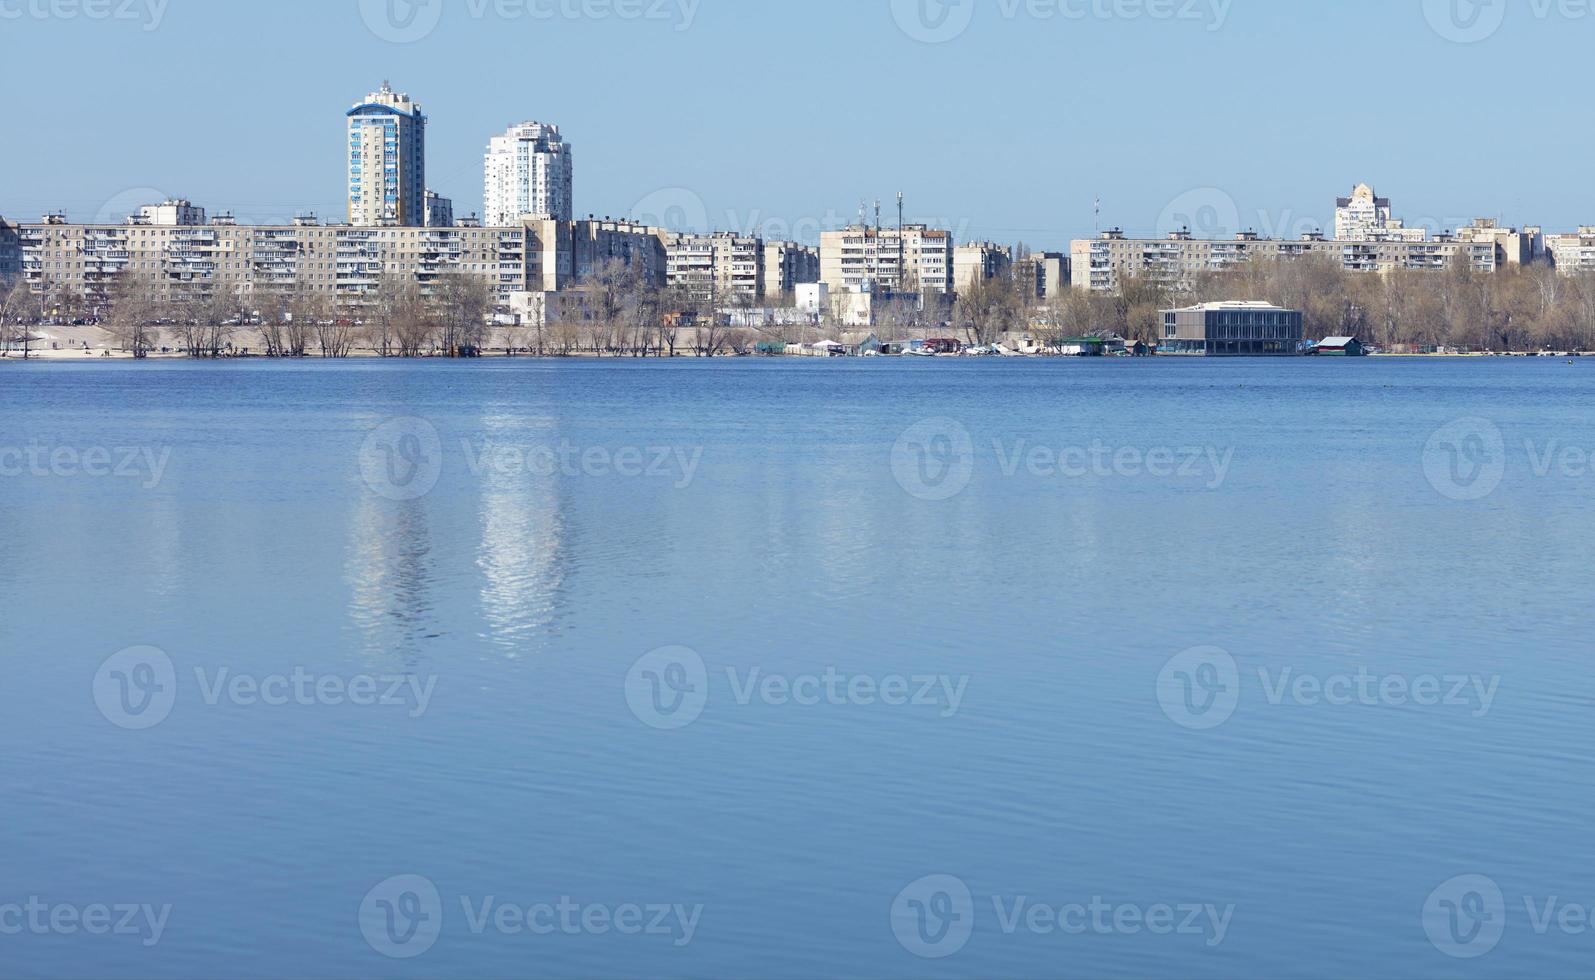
top-left (2, 0), bottom-right (1583, 249)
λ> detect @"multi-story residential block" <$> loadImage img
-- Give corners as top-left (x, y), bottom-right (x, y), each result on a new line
top-left (18, 211), bottom-right (522, 310)
top-left (1161, 301), bottom-right (1304, 356)
top-left (1070, 227), bottom-right (1503, 292)
top-left (484, 122), bottom-right (574, 225)
top-left (953, 242), bottom-right (1013, 291)
top-left (1020, 252), bottom-right (1070, 300)
top-left (13, 201), bottom-right (680, 320)
top-left (1546, 227), bottom-right (1595, 274)
top-left (571, 217), bottom-right (666, 286)
top-left (347, 82), bottom-right (427, 227)
top-left (763, 241), bottom-right (819, 300)
top-left (1335, 183), bottom-right (1425, 242)
top-left (424, 191), bottom-right (454, 229)
top-left (659, 232), bottom-right (763, 302)
top-left (1454, 218), bottom-right (1540, 265)
top-left (819, 223), bottom-right (953, 295)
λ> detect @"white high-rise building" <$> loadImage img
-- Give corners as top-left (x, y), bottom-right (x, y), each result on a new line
top-left (484, 122), bottom-right (574, 225)
top-left (1334, 183), bottom-right (1424, 242)
top-left (347, 82), bottom-right (427, 227)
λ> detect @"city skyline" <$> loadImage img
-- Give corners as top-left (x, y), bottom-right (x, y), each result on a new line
top-left (0, 77), bottom-right (1581, 254)
top-left (6, 0), bottom-right (1590, 250)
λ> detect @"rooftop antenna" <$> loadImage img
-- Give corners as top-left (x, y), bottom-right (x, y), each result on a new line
top-left (897, 191), bottom-right (906, 294)
top-left (874, 199), bottom-right (882, 235)
top-left (1094, 195), bottom-right (1101, 235)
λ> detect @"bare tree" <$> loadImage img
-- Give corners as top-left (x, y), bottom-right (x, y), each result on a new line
top-left (430, 273), bottom-right (493, 356)
top-left (106, 272), bottom-right (161, 358)
top-left (0, 279), bottom-right (29, 355)
top-left (953, 275), bottom-right (1025, 346)
top-left (392, 280), bottom-right (434, 358)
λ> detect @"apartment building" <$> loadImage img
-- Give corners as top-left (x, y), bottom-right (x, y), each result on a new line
top-left (763, 241), bottom-right (819, 299)
top-left (484, 122), bottom-right (574, 224)
top-left (347, 83), bottom-right (427, 227)
top-left (659, 232), bottom-right (763, 302)
top-left (1546, 228), bottom-right (1595, 274)
top-left (570, 217), bottom-right (667, 286)
top-left (1020, 252), bottom-right (1070, 300)
top-left (953, 242), bottom-right (1013, 291)
top-left (819, 224), bottom-right (953, 294)
top-left (1335, 184), bottom-right (1425, 242)
top-left (14, 202), bottom-right (680, 316)
top-left (1070, 228), bottom-right (1502, 292)
top-left (1455, 218), bottom-right (1540, 265)
top-left (19, 212), bottom-right (525, 309)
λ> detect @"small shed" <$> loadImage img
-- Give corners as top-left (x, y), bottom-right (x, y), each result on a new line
top-left (1059, 336), bottom-right (1107, 357)
top-left (1316, 336), bottom-right (1367, 357)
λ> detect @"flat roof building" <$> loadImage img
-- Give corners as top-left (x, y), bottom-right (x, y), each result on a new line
top-left (820, 223), bottom-right (953, 295)
top-left (953, 242), bottom-right (1013, 291)
top-left (1072, 228), bottom-right (1502, 292)
top-left (1161, 301), bottom-right (1303, 356)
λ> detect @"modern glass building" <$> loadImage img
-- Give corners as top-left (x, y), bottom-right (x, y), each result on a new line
top-left (1161, 301), bottom-right (1304, 355)
top-left (347, 82), bottom-right (427, 227)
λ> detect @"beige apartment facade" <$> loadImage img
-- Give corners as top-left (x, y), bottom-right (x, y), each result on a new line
top-left (763, 241), bottom-right (819, 300)
top-left (659, 232), bottom-right (764, 302)
top-left (953, 242), bottom-right (1013, 291)
top-left (819, 224), bottom-right (953, 295)
top-left (1546, 227), bottom-right (1595, 274)
top-left (1021, 252), bottom-right (1070, 300)
top-left (1070, 228), bottom-right (1504, 292)
top-left (17, 206), bottom-right (672, 315)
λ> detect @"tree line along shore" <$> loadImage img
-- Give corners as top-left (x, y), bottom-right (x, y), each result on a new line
top-left (6, 252), bottom-right (1595, 359)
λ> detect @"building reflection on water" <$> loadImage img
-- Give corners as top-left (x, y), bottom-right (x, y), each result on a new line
top-left (345, 407), bottom-right (574, 664)
top-left (346, 493), bottom-right (438, 666)
top-left (474, 447), bottom-right (570, 654)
